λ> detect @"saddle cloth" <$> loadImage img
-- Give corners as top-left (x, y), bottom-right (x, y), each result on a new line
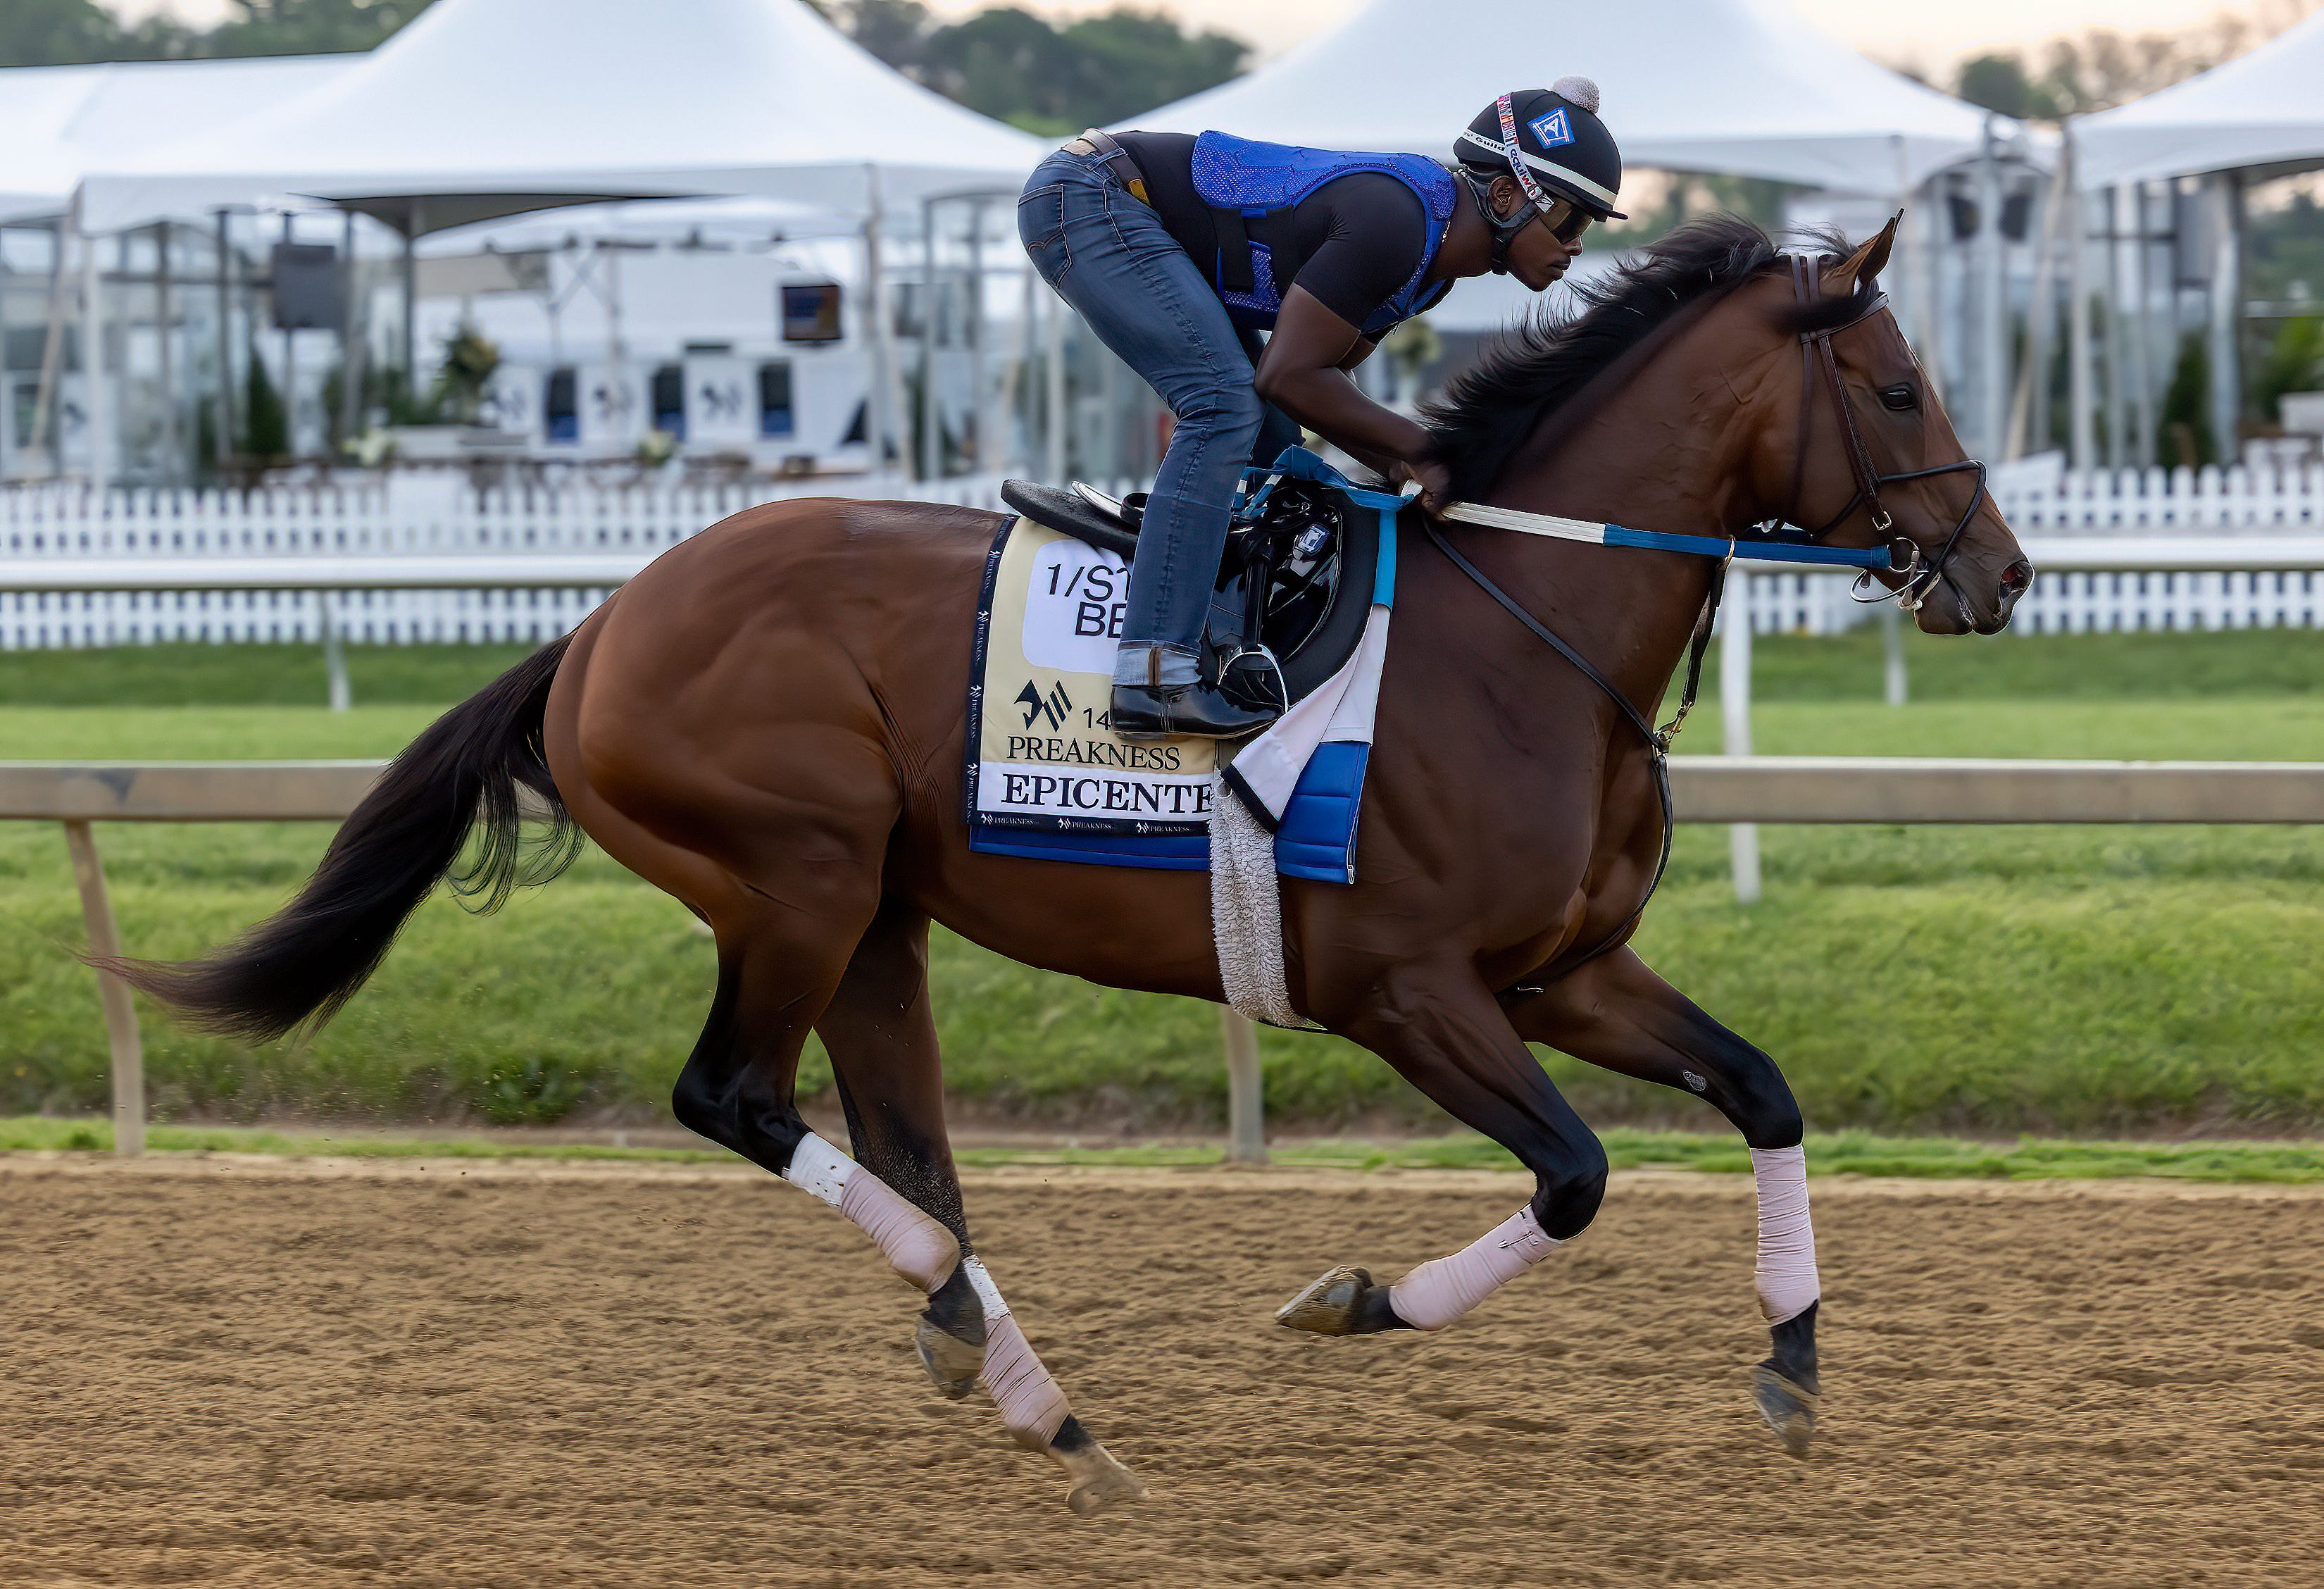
top-left (963, 511), bottom-right (1397, 883)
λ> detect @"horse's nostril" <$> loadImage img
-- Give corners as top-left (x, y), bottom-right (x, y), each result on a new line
top-left (1999, 559), bottom-right (2032, 596)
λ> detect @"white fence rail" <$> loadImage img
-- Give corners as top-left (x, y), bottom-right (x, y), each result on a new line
top-left (1992, 462), bottom-right (2324, 536)
top-left (0, 473), bottom-right (1012, 649)
top-left (8, 464), bottom-right (2324, 647)
top-left (12, 754), bottom-right (2320, 1159)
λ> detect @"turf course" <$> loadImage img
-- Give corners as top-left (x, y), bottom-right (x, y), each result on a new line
top-left (1, 632), bottom-right (2320, 1137)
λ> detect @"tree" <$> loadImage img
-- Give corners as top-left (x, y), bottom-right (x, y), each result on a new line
top-left (828, 0), bottom-right (932, 73)
top-left (0, 0), bottom-right (126, 67)
top-left (825, 0), bottom-right (1249, 134)
top-left (1956, 54), bottom-right (2044, 120)
top-left (198, 0), bottom-right (437, 58)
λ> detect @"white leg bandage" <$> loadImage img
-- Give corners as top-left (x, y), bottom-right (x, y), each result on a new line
top-left (961, 1256), bottom-right (1072, 1447)
top-left (1751, 1145), bottom-right (1820, 1325)
top-left (1387, 1205), bottom-right (1565, 1332)
top-left (782, 1132), bottom-right (960, 1292)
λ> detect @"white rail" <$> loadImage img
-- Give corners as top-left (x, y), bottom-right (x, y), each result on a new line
top-left (11, 755), bottom-right (2319, 1160)
top-left (8, 471), bottom-right (2324, 649)
top-left (0, 473), bottom-right (1013, 649)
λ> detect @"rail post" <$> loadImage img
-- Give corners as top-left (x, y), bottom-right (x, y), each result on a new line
top-left (1220, 1009), bottom-right (1267, 1164)
top-left (1882, 604), bottom-right (1908, 706)
top-left (319, 592), bottom-right (351, 712)
top-left (1721, 575), bottom-right (1762, 904)
top-left (61, 820), bottom-right (144, 1157)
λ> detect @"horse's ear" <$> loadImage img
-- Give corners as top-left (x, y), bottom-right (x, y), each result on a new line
top-left (1823, 211), bottom-right (1901, 292)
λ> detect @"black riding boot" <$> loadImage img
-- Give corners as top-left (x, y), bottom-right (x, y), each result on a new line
top-left (1111, 680), bottom-right (1278, 740)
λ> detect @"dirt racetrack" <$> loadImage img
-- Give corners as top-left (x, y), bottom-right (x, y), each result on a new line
top-left (5, 1157), bottom-right (2323, 1588)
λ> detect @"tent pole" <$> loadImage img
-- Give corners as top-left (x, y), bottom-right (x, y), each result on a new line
top-left (859, 166), bottom-right (895, 478)
top-left (2123, 182), bottom-right (2155, 468)
top-left (2208, 170), bottom-right (2244, 468)
top-left (919, 197), bottom-right (939, 481)
top-left (1908, 185), bottom-right (1944, 402)
top-left (2010, 163), bottom-right (2068, 461)
top-left (1044, 284), bottom-right (1066, 481)
top-left (967, 195), bottom-right (989, 475)
top-left (337, 207), bottom-right (365, 456)
top-left (2067, 140), bottom-right (2095, 469)
top-left (401, 206), bottom-right (419, 394)
top-left (1975, 124), bottom-right (2008, 463)
top-left (28, 219), bottom-right (72, 473)
top-left (280, 213), bottom-right (297, 463)
top-left (156, 223), bottom-right (180, 483)
top-left (82, 199), bottom-right (112, 492)
top-left (2104, 184), bottom-right (2130, 468)
top-left (1016, 250), bottom-right (1037, 475)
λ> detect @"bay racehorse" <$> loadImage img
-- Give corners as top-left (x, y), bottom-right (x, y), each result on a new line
top-left (109, 214), bottom-right (2030, 1513)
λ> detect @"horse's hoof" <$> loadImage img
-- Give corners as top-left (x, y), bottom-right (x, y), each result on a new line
top-left (1055, 1441), bottom-right (1149, 1516)
top-left (1750, 1364), bottom-right (1819, 1457)
top-left (1275, 1264), bottom-right (1378, 1335)
top-left (915, 1316), bottom-right (982, 1400)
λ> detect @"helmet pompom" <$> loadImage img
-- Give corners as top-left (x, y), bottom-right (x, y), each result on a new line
top-left (1551, 75), bottom-right (1601, 114)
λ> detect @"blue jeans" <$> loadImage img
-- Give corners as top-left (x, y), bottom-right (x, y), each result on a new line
top-left (1018, 148), bottom-right (1301, 688)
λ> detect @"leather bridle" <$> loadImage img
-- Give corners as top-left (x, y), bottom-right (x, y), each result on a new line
top-left (1775, 251), bottom-right (1989, 615)
top-left (1432, 247), bottom-right (2000, 980)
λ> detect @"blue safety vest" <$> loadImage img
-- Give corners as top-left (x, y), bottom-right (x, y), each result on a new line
top-left (1188, 131), bottom-right (1457, 337)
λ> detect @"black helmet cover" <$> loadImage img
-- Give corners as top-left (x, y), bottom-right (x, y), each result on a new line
top-left (1456, 77), bottom-right (1626, 247)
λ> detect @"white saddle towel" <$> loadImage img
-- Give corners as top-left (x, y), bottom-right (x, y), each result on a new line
top-left (1208, 773), bottom-right (1312, 1028)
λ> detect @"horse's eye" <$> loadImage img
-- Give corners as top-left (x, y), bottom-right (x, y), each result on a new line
top-left (1878, 383), bottom-right (1919, 412)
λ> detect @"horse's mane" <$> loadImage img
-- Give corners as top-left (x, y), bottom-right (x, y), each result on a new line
top-left (1423, 214), bottom-right (1860, 500)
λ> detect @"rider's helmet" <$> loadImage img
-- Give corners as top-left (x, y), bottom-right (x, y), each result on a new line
top-left (1455, 77), bottom-right (1625, 273)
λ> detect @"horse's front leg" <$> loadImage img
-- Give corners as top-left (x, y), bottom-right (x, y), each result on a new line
top-left (1503, 946), bottom-right (1821, 1455)
top-left (1275, 959), bottom-right (1606, 1337)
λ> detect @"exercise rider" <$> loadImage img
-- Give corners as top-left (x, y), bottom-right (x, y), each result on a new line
top-left (1017, 79), bottom-right (1625, 738)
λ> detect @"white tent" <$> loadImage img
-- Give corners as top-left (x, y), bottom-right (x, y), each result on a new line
top-left (0, 56), bottom-right (351, 224)
top-left (2073, 13), bottom-right (2324, 189)
top-left (78, 0), bottom-right (1046, 234)
top-left (1128, 0), bottom-right (2006, 198)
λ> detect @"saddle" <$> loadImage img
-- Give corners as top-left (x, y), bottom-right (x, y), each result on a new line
top-left (999, 448), bottom-right (1387, 710)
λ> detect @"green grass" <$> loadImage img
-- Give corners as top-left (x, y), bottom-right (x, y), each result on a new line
top-left (0, 636), bottom-right (2320, 1138)
top-left (0, 642), bottom-right (538, 709)
top-left (8, 1116), bottom-right (2323, 1184)
top-left (7, 629), bottom-right (2321, 709)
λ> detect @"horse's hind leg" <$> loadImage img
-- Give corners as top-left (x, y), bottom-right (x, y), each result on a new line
top-left (1503, 947), bottom-right (1820, 1454)
top-left (1277, 960), bottom-right (1605, 1338)
top-left (812, 897), bottom-right (1147, 1516)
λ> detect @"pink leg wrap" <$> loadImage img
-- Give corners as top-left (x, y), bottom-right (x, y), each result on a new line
top-left (963, 1257), bottom-right (1071, 1447)
top-left (1751, 1145), bottom-right (1820, 1325)
top-left (782, 1133), bottom-right (960, 1294)
top-left (1388, 1205), bottom-right (1563, 1331)
top-left (838, 1171), bottom-right (960, 1292)
top-left (980, 1313), bottom-right (1072, 1447)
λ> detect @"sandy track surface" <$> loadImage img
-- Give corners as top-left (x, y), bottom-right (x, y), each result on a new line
top-left (4, 1158), bottom-right (2321, 1587)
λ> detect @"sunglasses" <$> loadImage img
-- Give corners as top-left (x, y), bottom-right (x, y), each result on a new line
top-left (1536, 197), bottom-right (1593, 246)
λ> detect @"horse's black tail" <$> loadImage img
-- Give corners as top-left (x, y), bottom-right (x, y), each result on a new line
top-left (101, 635), bottom-right (580, 1045)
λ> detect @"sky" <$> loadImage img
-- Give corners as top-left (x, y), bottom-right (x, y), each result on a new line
top-left (115, 0), bottom-right (2265, 73)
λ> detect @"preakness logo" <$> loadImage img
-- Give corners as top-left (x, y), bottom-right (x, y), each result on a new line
top-left (1528, 106), bottom-right (1574, 149)
top-left (1016, 679), bottom-right (1072, 731)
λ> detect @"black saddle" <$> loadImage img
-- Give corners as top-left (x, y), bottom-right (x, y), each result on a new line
top-left (999, 472), bottom-right (1380, 709)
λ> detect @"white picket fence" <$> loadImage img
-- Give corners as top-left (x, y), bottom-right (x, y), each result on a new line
top-left (1993, 461), bottom-right (2324, 536)
top-left (0, 473), bottom-right (1013, 649)
top-left (4, 463), bottom-right (2324, 647)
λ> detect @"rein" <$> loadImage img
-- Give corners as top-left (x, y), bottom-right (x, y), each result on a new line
top-left (1424, 248), bottom-right (1989, 973)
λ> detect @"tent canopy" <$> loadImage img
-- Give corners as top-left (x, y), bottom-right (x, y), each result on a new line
top-left (0, 55), bottom-right (349, 223)
top-left (79, 0), bottom-right (1047, 235)
top-left (1128, 0), bottom-right (2010, 198)
top-left (2072, 13), bottom-right (2324, 189)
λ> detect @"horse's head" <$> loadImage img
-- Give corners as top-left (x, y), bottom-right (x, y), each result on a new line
top-left (1735, 218), bottom-right (2032, 635)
